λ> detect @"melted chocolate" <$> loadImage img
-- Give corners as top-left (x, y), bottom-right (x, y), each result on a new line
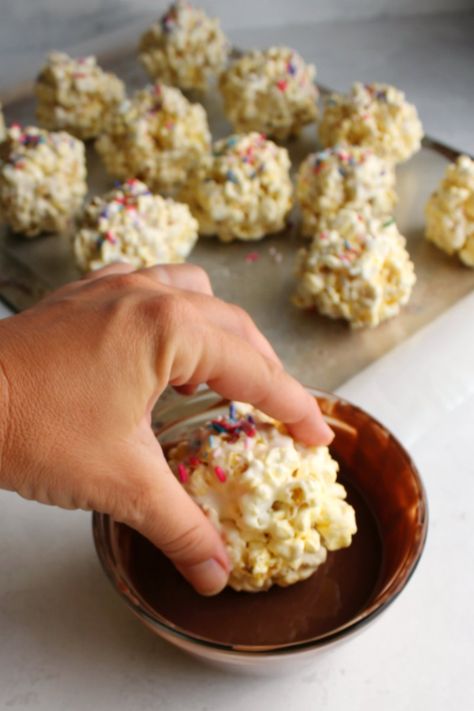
top-left (118, 472), bottom-right (383, 647)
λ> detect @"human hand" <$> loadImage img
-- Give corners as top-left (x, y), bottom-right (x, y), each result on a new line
top-left (0, 263), bottom-right (333, 594)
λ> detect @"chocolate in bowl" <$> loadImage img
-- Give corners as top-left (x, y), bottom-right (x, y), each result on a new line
top-left (93, 388), bottom-right (427, 662)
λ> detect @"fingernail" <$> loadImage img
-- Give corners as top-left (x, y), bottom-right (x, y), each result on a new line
top-left (321, 420), bottom-right (335, 443)
top-left (180, 558), bottom-right (229, 596)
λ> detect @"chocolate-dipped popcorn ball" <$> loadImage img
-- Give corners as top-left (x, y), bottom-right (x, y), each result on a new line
top-left (167, 402), bottom-right (357, 592)
top-left (95, 83), bottom-right (211, 194)
top-left (293, 208), bottom-right (416, 328)
top-left (74, 179), bottom-right (198, 271)
top-left (296, 146), bottom-right (396, 236)
top-left (425, 155), bottom-right (474, 267)
top-left (35, 52), bottom-right (125, 140)
top-left (139, 1), bottom-right (229, 91)
top-left (179, 132), bottom-right (292, 242)
top-left (319, 82), bottom-right (423, 164)
top-left (219, 47), bottom-right (318, 141)
top-left (0, 124), bottom-right (86, 237)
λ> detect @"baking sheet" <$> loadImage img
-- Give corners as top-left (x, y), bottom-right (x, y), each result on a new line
top-left (1, 49), bottom-right (473, 390)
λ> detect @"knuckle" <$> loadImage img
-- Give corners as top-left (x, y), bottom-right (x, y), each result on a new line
top-left (147, 293), bottom-right (192, 324)
top-left (103, 272), bottom-right (144, 293)
top-left (231, 303), bottom-right (256, 337)
top-left (188, 265), bottom-right (211, 292)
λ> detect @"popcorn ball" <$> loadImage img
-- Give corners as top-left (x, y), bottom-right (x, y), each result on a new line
top-left (139, 1), bottom-right (229, 91)
top-left (296, 145), bottom-right (396, 236)
top-left (219, 47), bottom-right (318, 141)
top-left (95, 83), bottom-right (211, 194)
top-left (0, 125), bottom-right (86, 237)
top-left (167, 402), bottom-right (357, 592)
top-left (319, 82), bottom-right (423, 164)
top-left (74, 179), bottom-right (198, 271)
top-left (179, 132), bottom-right (292, 242)
top-left (293, 208), bottom-right (416, 328)
top-left (425, 155), bottom-right (474, 267)
top-left (35, 52), bottom-right (125, 140)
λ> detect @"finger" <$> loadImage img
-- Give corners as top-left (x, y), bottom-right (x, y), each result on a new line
top-left (168, 319), bottom-right (334, 446)
top-left (81, 262), bottom-right (135, 281)
top-left (140, 264), bottom-right (213, 295)
top-left (116, 441), bottom-right (230, 596)
top-left (181, 293), bottom-right (281, 366)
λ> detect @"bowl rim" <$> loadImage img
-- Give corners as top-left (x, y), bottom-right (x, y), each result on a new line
top-left (92, 386), bottom-right (429, 657)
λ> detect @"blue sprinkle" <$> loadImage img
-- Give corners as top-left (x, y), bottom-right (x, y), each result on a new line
top-left (226, 170), bottom-right (239, 184)
top-left (229, 403), bottom-right (236, 421)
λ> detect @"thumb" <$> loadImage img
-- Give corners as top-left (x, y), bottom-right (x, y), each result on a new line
top-left (117, 445), bottom-right (230, 596)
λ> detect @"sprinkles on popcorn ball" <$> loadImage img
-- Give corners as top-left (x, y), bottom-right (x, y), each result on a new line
top-left (166, 401), bottom-right (357, 592)
top-left (35, 51), bottom-right (125, 140)
top-left (0, 124), bottom-right (86, 237)
top-left (74, 178), bottom-right (198, 271)
top-left (296, 145), bottom-right (396, 237)
top-left (293, 207), bottom-right (416, 329)
top-left (139, 1), bottom-right (230, 91)
top-left (95, 82), bottom-right (211, 195)
top-left (319, 82), bottom-right (423, 164)
top-left (219, 46), bottom-right (318, 141)
top-left (179, 132), bottom-right (293, 242)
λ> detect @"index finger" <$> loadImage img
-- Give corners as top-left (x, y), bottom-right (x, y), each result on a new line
top-left (168, 319), bottom-right (334, 446)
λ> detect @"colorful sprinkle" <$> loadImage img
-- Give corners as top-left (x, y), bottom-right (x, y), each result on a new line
top-left (276, 79), bottom-right (288, 92)
top-left (226, 170), bottom-right (239, 184)
top-left (214, 466), bottom-right (227, 483)
top-left (177, 463), bottom-right (189, 483)
top-left (245, 251), bottom-right (260, 263)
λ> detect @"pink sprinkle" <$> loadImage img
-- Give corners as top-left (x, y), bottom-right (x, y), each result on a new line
top-left (105, 230), bottom-right (117, 244)
top-left (214, 466), bottom-right (227, 483)
top-left (177, 463), bottom-right (189, 483)
top-left (276, 79), bottom-right (288, 92)
top-left (245, 251), bottom-right (260, 263)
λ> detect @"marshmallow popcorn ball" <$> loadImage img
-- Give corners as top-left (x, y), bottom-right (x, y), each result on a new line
top-left (35, 52), bottom-right (125, 140)
top-left (95, 83), bottom-right (211, 194)
top-left (179, 132), bottom-right (292, 242)
top-left (139, 1), bottom-right (229, 91)
top-left (219, 47), bottom-right (318, 141)
top-left (294, 208), bottom-right (416, 329)
top-left (74, 179), bottom-right (198, 271)
top-left (296, 145), bottom-right (396, 236)
top-left (319, 82), bottom-right (423, 164)
top-left (425, 155), bottom-right (474, 267)
top-left (167, 403), bottom-right (357, 592)
top-left (0, 125), bottom-right (86, 237)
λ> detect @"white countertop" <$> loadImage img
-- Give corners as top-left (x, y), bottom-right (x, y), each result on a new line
top-left (1, 11), bottom-right (474, 711)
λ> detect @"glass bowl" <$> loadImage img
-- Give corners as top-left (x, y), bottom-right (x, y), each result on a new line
top-left (92, 388), bottom-right (428, 673)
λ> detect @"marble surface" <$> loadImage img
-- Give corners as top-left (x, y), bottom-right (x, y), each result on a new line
top-left (1, 0), bottom-right (473, 93)
top-left (1, 10), bottom-right (474, 711)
